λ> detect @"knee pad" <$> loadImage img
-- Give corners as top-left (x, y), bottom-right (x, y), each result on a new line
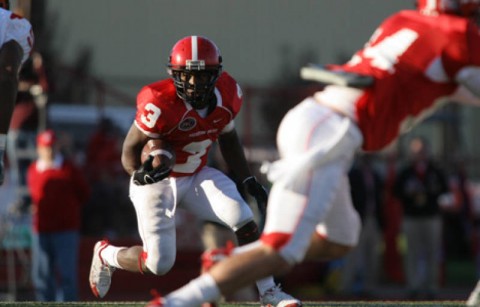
top-left (235, 221), bottom-right (260, 246)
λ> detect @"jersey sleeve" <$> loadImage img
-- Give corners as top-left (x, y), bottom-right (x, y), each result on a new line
top-left (221, 72), bottom-right (243, 118)
top-left (5, 13), bottom-right (33, 64)
top-left (134, 86), bottom-right (163, 138)
top-left (231, 82), bottom-right (243, 117)
top-left (220, 120), bottom-right (235, 134)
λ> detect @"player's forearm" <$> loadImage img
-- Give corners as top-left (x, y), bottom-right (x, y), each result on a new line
top-left (122, 123), bottom-right (149, 176)
top-left (121, 148), bottom-right (138, 176)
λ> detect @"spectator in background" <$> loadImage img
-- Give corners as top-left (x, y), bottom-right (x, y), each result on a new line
top-left (7, 51), bottom-right (49, 210)
top-left (27, 129), bottom-right (90, 301)
top-left (382, 150), bottom-right (405, 284)
top-left (82, 117), bottom-right (132, 237)
top-left (85, 117), bottom-right (123, 181)
top-left (10, 51), bottom-right (49, 135)
top-left (341, 153), bottom-right (385, 298)
top-left (10, 55), bottom-right (40, 134)
top-left (441, 158), bottom-right (474, 261)
top-left (394, 136), bottom-right (449, 300)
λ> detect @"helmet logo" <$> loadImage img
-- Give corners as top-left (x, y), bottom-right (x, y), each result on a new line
top-left (186, 60), bottom-right (205, 70)
top-left (179, 117), bottom-right (197, 131)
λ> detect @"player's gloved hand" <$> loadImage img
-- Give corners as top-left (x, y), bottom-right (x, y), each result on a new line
top-left (133, 155), bottom-right (172, 186)
top-left (242, 176), bottom-right (268, 217)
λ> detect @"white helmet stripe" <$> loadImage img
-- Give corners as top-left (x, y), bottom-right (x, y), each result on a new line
top-left (191, 36), bottom-right (198, 61)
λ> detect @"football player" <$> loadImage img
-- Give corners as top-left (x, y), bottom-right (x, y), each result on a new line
top-left (146, 1), bottom-right (480, 306)
top-left (0, 0), bottom-right (33, 185)
top-left (89, 35), bottom-right (300, 307)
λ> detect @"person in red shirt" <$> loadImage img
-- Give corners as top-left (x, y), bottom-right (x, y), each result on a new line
top-left (83, 117), bottom-right (127, 236)
top-left (145, 1), bottom-right (480, 306)
top-left (27, 129), bottom-right (90, 301)
top-left (88, 36), bottom-right (300, 307)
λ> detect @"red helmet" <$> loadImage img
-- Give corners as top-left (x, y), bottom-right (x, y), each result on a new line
top-left (417, 0), bottom-right (480, 17)
top-left (0, 0), bottom-right (10, 9)
top-left (167, 36), bottom-right (222, 109)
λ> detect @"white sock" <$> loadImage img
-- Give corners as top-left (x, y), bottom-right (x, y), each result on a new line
top-left (0, 134), bottom-right (6, 151)
top-left (165, 273), bottom-right (220, 307)
top-left (231, 241), bottom-right (276, 296)
top-left (101, 245), bottom-right (127, 269)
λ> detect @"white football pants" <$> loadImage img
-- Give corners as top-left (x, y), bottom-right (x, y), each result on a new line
top-left (262, 97), bottom-right (363, 264)
top-left (129, 166), bottom-right (254, 275)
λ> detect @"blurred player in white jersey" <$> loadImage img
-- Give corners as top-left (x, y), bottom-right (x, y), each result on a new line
top-left (0, 0), bottom-right (33, 185)
top-left (145, 1), bottom-right (480, 306)
top-left (88, 35), bottom-right (300, 307)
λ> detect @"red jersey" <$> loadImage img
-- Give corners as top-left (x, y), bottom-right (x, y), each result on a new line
top-left (134, 71), bottom-right (242, 176)
top-left (27, 158), bottom-right (90, 233)
top-left (331, 10), bottom-right (480, 151)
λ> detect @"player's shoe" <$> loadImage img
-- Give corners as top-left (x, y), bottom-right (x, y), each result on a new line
top-left (260, 284), bottom-right (302, 307)
top-left (146, 290), bottom-right (165, 307)
top-left (467, 280), bottom-right (480, 306)
top-left (89, 240), bottom-right (115, 298)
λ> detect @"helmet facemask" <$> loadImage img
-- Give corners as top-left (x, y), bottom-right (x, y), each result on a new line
top-left (169, 64), bottom-right (221, 109)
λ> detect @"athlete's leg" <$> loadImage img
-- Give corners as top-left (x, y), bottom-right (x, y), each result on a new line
top-left (182, 167), bottom-right (299, 305)
top-left (90, 177), bottom-right (182, 298)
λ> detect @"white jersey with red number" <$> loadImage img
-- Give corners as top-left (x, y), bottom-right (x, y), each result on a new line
top-left (320, 10), bottom-right (480, 151)
top-left (0, 7), bottom-right (33, 64)
top-left (134, 71), bottom-right (242, 177)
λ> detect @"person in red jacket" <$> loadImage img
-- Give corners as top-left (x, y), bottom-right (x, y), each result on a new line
top-left (27, 129), bottom-right (90, 301)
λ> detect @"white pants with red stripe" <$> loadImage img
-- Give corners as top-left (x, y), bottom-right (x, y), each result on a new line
top-left (129, 166), bottom-right (254, 275)
top-left (261, 97), bottom-right (363, 265)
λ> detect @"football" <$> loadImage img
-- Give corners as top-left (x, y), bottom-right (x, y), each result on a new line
top-left (140, 139), bottom-right (176, 169)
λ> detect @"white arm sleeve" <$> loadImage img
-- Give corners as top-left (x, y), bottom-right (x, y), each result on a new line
top-left (455, 66), bottom-right (480, 98)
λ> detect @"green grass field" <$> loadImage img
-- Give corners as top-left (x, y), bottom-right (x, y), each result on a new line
top-left (0, 301), bottom-right (469, 307)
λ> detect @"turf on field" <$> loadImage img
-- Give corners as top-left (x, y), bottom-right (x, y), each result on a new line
top-left (0, 301), bottom-right (468, 307)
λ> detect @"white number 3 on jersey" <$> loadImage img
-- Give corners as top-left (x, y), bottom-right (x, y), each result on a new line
top-left (141, 103), bottom-right (161, 129)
